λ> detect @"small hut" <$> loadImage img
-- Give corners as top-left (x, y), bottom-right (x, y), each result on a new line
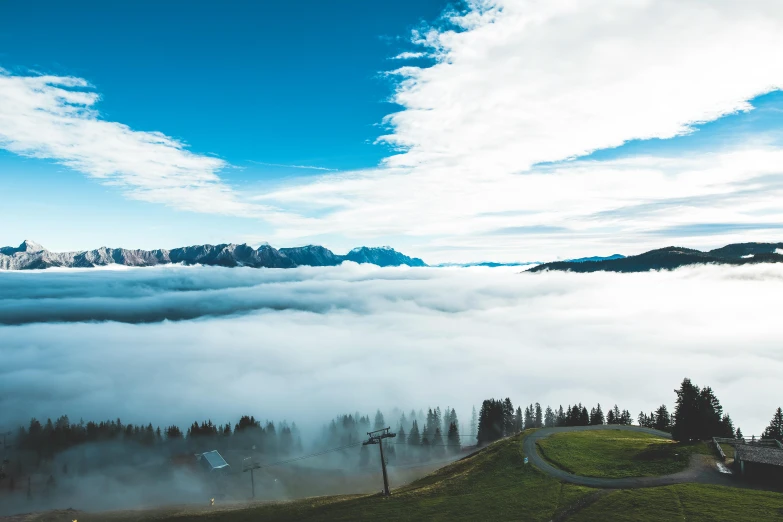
top-left (195, 450), bottom-right (230, 474)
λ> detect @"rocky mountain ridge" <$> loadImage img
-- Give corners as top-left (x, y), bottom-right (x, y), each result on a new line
top-left (0, 241), bottom-right (427, 270)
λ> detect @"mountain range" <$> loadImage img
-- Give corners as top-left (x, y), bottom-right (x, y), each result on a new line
top-left (528, 242), bottom-right (783, 273)
top-left (0, 241), bottom-right (427, 270)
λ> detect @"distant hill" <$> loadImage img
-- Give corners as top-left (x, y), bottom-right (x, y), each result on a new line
top-left (0, 240), bottom-right (427, 270)
top-left (565, 254), bottom-right (625, 263)
top-left (435, 261), bottom-right (537, 268)
top-left (529, 242), bottom-right (783, 273)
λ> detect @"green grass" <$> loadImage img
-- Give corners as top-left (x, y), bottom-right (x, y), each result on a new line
top-left (536, 430), bottom-right (706, 478)
top-left (29, 432), bottom-right (783, 522)
top-left (71, 433), bottom-right (594, 522)
top-left (569, 484), bottom-right (783, 522)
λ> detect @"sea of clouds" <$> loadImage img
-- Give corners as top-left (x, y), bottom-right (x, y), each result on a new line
top-left (1, 263), bottom-right (781, 436)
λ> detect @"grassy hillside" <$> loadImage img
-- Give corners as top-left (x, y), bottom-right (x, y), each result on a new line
top-left (536, 430), bottom-right (708, 478)
top-left (17, 431), bottom-right (783, 522)
top-left (570, 484), bottom-right (783, 522)
top-left (29, 433), bottom-right (594, 522)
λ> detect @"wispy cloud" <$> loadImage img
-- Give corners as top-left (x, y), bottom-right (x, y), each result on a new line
top-left (390, 51), bottom-right (427, 60)
top-left (0, 68), bottom-right (274, 218)
top-left (248, 161), bottom-right (339, 172)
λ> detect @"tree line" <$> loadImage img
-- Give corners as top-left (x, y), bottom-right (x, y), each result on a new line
top-left (13, 414), bottom-right (303, 462)
top-left (318, 407), bottom-right (463, 467)
top-left (474, 378), bottom-right (772, 445)
top-left (476, 399), bottom-right (634, 445)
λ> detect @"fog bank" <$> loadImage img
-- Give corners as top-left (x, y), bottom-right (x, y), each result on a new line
top-left (1, 263), bottom-right (781, 435)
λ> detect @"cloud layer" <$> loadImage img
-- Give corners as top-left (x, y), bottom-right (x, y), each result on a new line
top-left (1, 264), bottom-right (781, 436)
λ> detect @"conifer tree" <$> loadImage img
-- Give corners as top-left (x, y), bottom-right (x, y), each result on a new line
top-left (591, 404), bottom-right (604, 425)
top-left (374, 410), bottom-right (385, 431)
top-left (447, 422), bottom-right (461, 454)
top-left (544, 406), bottom-right (555, 428)
top-left (654, 405), bottom-right (670, 431)
top-left (470, 406), bottom-right (478, 440)
top-left (397, 425), bottom-right (407, 460)
top-left (432, 428), bottom-right (445, 458)
top-left (580, 406), bottom-right (590, 426)
top-left (407, 420), bottom-right (421, 446)
top-left (762, 407), bottom-right (783, 442)
top-left (421, 435), bottom-right (431, 461)
top-left (556, 406), bottom-right (565, 427)
top-left (535, 403), bottom-right (543, 428)
top-left (503, 398), bottom-right (515, 435)
top-left (477, 399), bottom-right (505, 444)
top-left (514, 406), bottom-right (523, 433)
top-left (524, 406), bottom-right (534, 429)
top-left (672, 378), bottom-right (700, 442)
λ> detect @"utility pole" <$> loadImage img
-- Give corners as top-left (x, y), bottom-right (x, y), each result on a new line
top-left (363, 427), bottom-right (396, 496)
top-left (242, 457), bottom-right (261, 499)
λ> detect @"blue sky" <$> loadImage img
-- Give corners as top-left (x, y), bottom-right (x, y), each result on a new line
top-left (2, 0), bottom-right (783, 262)
top-left (0, 0), bottom-right (449, 252)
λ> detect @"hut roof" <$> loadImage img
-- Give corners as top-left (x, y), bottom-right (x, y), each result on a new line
top-left (735, 445), bottom-right (783, 467)
top-left (196, 450), bottom-right (230, 471)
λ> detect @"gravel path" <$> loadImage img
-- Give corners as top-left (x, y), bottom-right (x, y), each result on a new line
top-left (523, 425), bottom-right (739, 489)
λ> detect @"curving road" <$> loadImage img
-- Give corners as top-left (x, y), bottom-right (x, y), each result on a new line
top-left (523, 425), bottom-right (737, 489)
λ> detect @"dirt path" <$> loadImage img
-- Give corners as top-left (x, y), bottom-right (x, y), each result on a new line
top-left (523, 425), bottom-right (741, 489)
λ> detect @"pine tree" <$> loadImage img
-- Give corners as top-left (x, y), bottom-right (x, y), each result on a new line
top-left (432, 428), bottom-right (445, 458)
top-left (447, 422), bottom-right (461, 454)
top-left (514, 407), bottom-right (523, 433)
top-left (735, 427), bottom-right (743, 440)
top-left (654, 405), bottom-right (670, 432)
top-left (374, 410), bottom-right (385, 431)
top-left (524, 406), bottom-right (533, 429)
top-left (503, 398), bottom-right (515, 436)
top-left (544, 406), bottom-right (555, 428)
top-left (672, 378), bottom-right (700, 442)
top-left (535, 403), bottom-right (543, 429)
top-left (477, 399), bottom-right (505, 445)
top-left (720, 415), bottom-right (734, 438)
top-left (762, 407), bottom-right (783, 442)
top-left (420, 435), bottom-right (431, 461)
top-left (407, 420), bottom-right (421, 446)
top-left (397, 425), bottom-right (407, 460)
top-left (556, 406), bottom-right (565, 427)
top-left (470, 406), bottom-right (478, 441)
top-left (591, 404), bottom-right (604, 425)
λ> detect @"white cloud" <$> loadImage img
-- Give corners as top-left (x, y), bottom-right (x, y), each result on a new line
top-left (259, 145), bottom-right (783, 261)
top-left (0, 69), bottom-right (272, 217)
top-left (1, 264), bottom-right (781, 437)
top-left (381, 0), bottom-right (783, 172)
top-left (391, 51), bottom-right (427, 60)
top-left (253, 0), bottom-right (783, 260)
